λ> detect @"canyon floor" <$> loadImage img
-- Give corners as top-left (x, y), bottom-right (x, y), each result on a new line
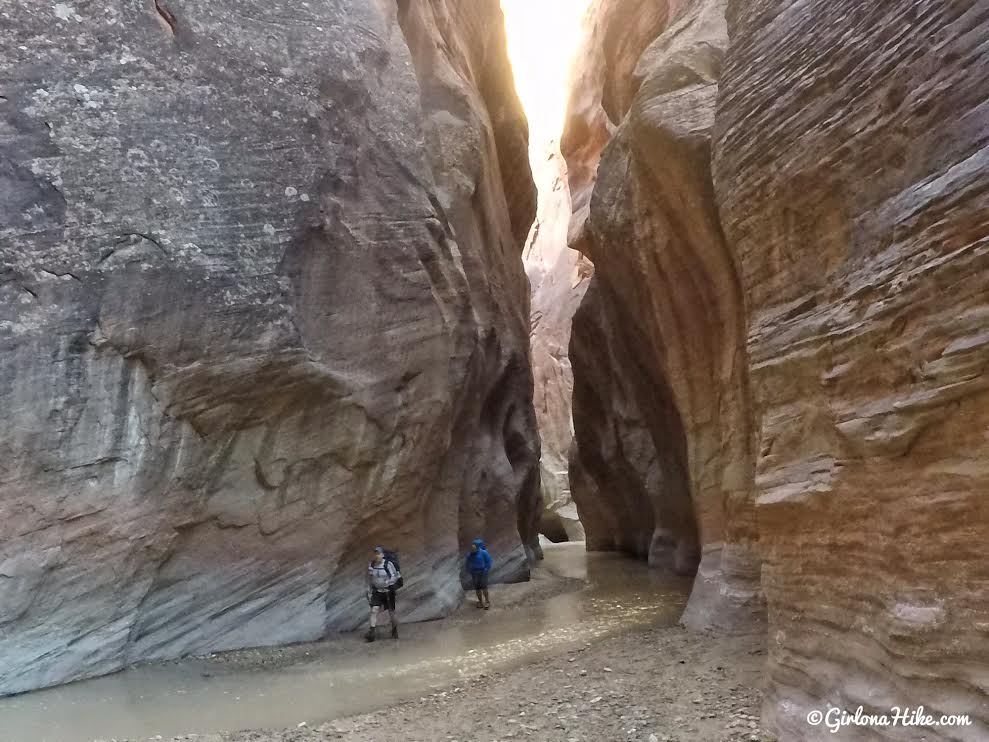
top-left (2, 545), bottom-right (768, 742)
top-left (209, 625), bottom-right (770, 742)
top-left (153, 545), bottom-right (769, 742)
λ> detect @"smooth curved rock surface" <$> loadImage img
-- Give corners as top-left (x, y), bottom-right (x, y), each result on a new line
top-left (0, 0), bottom-right (538, 696)
top-left (566, 0), bottom-right (763, 633)
top-left (715, 0), bottom-right (989, 737)
top-left (524, 148), bottom-right (591, 543)
top-left (561, 0), bottom-right (684, 255)
top-left (567, 0), bottom-right (989, 735)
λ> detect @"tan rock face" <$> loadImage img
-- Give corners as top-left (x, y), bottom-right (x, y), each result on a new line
top-left (0, 0), bottom-right (537, 695)
top-left (715, 0), bottom-right (989, 737)
top-left (398, 0), bottom-right (542, 567)
top-left (566, 0), bottom-right (763, 632)
top-left (568, 0), bottom-right (989, 735)
top-left (561, 0), bottom-right (686, 254)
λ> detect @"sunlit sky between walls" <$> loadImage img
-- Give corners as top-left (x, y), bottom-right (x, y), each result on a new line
top-left (500, 0), bottom-right (594, 158)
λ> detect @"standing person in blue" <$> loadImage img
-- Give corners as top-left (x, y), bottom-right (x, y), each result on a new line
top-left (465, 538), bottom-right (493, 609)
top-left (365, 546), bottom-right (399, 642)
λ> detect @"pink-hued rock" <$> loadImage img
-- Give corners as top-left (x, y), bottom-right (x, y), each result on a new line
top-left (566, 0), bottom-right (763, 632)
top-left (561, 0), bottom-right (686, 255)
top-left (566, 0), bottom-right (989, 736)
top-left (524, 147), bottom-right (592, 542)
top-left (715, 0), bottom-right (989, 737)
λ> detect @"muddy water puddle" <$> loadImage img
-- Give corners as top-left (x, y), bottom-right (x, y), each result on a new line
top-left (0, 543), bottom-right (691, 742)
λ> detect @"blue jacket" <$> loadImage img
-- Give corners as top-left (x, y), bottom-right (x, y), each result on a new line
top-left (465, 539), bottom-right (492, 573)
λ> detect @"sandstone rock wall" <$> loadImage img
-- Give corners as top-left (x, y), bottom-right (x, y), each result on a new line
top-left (0, 0), bottom-right (537, 696)
top-left (521, 0), bottom-right (685, 547)
top-left (567, 0), bottom-right (989, 736)
top-left (561, 0), bottom-right (683, 255)
top-left (566, 0), bottom-right (763, 633)
top-left (396, 0), bottom-right (542, 570)
top-left (715, 0), bottom-right (989, 737)
top-left (523, 149), bottom-right (590, 543)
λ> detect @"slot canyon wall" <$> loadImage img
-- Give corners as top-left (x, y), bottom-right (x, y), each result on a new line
top-left (565, 0), bottom-right (762, 633)
top-left (715, 0), bottom-right (989, 737)
top-left (566, 0), bottom-right (989, 738)
top-left (0, 0), bottom-right (539, 696)
top-left (524, 148), bottom-right (591, 543)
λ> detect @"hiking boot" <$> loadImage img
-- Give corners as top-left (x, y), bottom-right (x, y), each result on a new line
top-left (391, 624), bottom-right (399, 639)
top-left (484, 603), bottom-right (490, 610)
top-left (364, 627), bottom-right (376, 643)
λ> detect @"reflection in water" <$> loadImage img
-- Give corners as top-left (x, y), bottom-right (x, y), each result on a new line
top-left (0, 544), bottom-right (691, 742)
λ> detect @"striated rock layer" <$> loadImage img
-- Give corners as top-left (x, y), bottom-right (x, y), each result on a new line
top-left (715, 0), bottom-right (989, 737)
top-left (0, 0), bottom-right (538, 696)
top-left (566, 0), bottom-right (763, 633)
top-left (568, 0), bottom-right (989, 736)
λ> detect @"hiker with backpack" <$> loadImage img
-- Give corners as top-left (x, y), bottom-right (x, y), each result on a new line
top-left (365, 546), bottom-right (401, 642)
top-left (465, 538), bottom-right (493, 609)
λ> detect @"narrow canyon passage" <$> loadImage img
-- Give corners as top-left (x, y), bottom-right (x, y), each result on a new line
top-left (512, 0), bottom-right (989, 739)
top-left (0, 545), bottom-right (691, 742)
top-left (2, 0), bottom-right (988, 740)
top-left (557, 0), bottom-right (762, 637)
top-left (502, 0), bottom-right (594, 546)
top-left (506, 0), bottom-right (736, 611)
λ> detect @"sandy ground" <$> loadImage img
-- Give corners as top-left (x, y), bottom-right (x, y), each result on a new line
top-left (157, 625), bottom-right (769, 742)
top-left (128, 548), bottom-right (770, 742)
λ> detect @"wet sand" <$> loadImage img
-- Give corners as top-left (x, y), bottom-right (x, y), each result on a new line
top-left (224, 626), bottom-right (770, 742)
top-left (1, 544), bottom-right (707, 742)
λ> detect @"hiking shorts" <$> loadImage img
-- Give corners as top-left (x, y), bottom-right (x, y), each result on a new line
top-left (370, 588), bottom-right (396, 611)
top-left (471, 571), bottom-right (489, 591)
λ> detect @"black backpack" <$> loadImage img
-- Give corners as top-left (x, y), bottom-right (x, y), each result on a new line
top-left (382, 549), bottom-right (404, 589)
